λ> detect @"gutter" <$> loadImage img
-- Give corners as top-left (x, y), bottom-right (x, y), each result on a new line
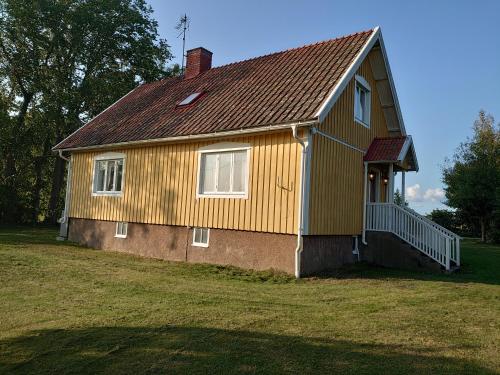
top-left (291, 125), bottom-right (309, 278)
top-left (52, 119), bottom-right (318, 153)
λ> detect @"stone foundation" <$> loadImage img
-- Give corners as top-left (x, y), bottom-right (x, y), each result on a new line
top-left (68, 218), bottom-right (296, 274)
top-left (67, 218), bottom-right (357, 275)
top-left (301, 235), bottom-right (355, 276)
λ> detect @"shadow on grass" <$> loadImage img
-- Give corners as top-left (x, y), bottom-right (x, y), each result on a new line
top-left (0, 326), bottom-right (495, 375)
top-left (0, 225), bottom-right (69, 247)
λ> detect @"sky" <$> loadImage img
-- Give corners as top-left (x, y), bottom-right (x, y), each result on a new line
top-left (148, 0), bottom-right (500, 214)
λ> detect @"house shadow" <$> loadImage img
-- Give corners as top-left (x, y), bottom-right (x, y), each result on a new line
top-left (0, 325), bottom-right (494, 375)
top-left (312, 260), bottom-right (500, 286)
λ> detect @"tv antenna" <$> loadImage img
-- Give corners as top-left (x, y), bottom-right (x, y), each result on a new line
top-left (176, 14), bottom-right (190, 74)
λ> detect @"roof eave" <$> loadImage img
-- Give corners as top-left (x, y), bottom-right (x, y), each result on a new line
top-left (52, 118), bottom-right (319, 153)
top-left (315, 26), bottom-right (407, 136)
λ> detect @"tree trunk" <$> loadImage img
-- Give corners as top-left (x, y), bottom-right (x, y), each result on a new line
top-left (480, 218), bottom-right (486, 242)
top-left (47, 152), bottom-right (66, 224)
top-left (1, 92), bottom-right (34, 223)
top-left (32, 138), bottom-right (51, 223)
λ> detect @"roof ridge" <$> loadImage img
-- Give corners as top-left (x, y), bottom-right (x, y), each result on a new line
top-left (151, 28), bottom-right (375, 85)
top-left (210, 28), bottom-right (376, 71)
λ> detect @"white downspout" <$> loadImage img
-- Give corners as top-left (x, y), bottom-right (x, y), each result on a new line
top-left (292, 125), bottom-right (308, 279)
top-left (57, 150), bottom-right (72, 240)
top-left (362, 161), bottom-right (368, 245)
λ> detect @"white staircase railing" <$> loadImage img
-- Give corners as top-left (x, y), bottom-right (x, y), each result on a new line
top-left (366, 203), bottom-right (460, 270)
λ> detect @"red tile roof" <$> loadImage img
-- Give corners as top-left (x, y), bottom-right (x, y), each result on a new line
top-left (364, 136), bottom-right (407, 162)
top-left (55, 29), bottom-right (374, 150)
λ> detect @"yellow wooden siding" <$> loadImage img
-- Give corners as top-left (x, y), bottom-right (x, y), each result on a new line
top-left (69, 132), bottom-right (301, 234)
top-left (308, 57), bottom-right (390, 235)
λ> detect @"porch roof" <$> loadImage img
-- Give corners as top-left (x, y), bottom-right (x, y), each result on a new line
top-left (364, 136), bottom-right (418, 171)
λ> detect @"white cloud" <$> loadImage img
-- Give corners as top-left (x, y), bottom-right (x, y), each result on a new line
top-left (406, 184), bottom-right (445, 203)
top-left (423, 188), bottom-right (445, 202)
top-left (406, 183), bottom-right (422, 201)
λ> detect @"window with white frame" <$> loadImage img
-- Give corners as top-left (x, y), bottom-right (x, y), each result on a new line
top-left (198, 144), bottom-right (249, 198)
top-left (115, 222), bottom-right (128, 238)
top-left (354, 75), bottom-right (371, 127)
top-left (192, 227), bottom-right (209, 247)
top-left (93, 153), bottom-right (125, 195)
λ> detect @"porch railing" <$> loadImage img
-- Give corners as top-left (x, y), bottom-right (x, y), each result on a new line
top-left (366, 203), bottom-right (460, 270)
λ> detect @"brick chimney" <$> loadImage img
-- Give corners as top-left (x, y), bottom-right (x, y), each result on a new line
top-left (184, 47), bottom-right (212, 79)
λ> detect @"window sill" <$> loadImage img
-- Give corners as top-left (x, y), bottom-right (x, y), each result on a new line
top-left (114, 235), bottom-right (127, 239)
top-left (192, 242), bottom-right (209, 248)
top-left (354, 118), bottom-right (370, 128)
top-left (92, 192), bottom-right (123, 197)
top-left (196, 193), bottom-right (248, 199)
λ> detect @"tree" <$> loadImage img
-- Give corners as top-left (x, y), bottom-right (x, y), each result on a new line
top-left (442, 110), bottom-right (500, 242)
top-left (394, 188), bottom-right (408, 206)
top-left (427, 209), bottom-right (456, 232)
top-left (0, 0), bottom-right (173, 224)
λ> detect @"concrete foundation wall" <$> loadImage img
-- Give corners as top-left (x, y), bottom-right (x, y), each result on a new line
top-left (361, 231), bottom-right (442, 273)
top-left (68, 218), bottom-right (297, 274)
top-left (301, 235), bottom-right (355, 275)
top-left (68, 219), bottom-right (359, 276)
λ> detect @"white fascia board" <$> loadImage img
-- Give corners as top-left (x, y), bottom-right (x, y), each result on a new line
top-left (397, 135), bottom-right (419, 172)
top-left (315, 27), bottom-right (381, 123)
top-left (315, 26), bottom-right (407, 137)
top-left (377, 31), bottom-right (407, 136)
top-left (55, 119), bottom-right (318, 152)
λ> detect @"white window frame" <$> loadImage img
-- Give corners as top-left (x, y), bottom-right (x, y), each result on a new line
top-left (192, 227), bottom-right (210, 247)
top-left (196, 143), bottom-right (251, 199)
top-left (115, 222), bottom-right (128, 238)
top-left (354, 75), bottom-right (371, 128)
top-left (92, 152), bottom-right (126, 196)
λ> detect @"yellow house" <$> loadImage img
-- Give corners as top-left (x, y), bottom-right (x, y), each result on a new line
top-left (53, 27), bottom-right (460, 277)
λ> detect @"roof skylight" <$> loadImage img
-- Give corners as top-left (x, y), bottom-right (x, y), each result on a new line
top-left (178, 92), bottom-right (203, 106)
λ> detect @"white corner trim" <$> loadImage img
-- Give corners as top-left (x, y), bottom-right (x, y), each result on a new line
top-left (301, 129), bottom-right (312, 235)
top-left (315, 27), bottom-right (380, 123)
top-left (52, 86), bottom-right (140, 151)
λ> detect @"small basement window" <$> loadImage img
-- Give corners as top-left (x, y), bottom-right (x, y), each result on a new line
top-left (115, 222), bottom-right (128, 238)
top-left (192, 227), bottom-right (209, 247)
top-left (354, 75), bottom-right (371, 127)
top-left (178, 92), bottom-right (203, 106)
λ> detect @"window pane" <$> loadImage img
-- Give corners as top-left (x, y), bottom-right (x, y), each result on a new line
top-left (201, 153), bottom-right (217, 193)
top-left (232, 151), bottom-right (247, 192)
top-left (217, 152), bottom-right (231, 192)
top-left (95, 161), bottom-right (106, 191)
top-left (355, 85), bottom-right (362, 120)
top-left (201, 228), bottom-right (208, 244)
top-left (359, 89), bottom-right (366, 121)
top-left (194, 228), bottom-right (201, 243)
top-left (115, 160), bottom-right (123, 191)
top-left (106, 161), bottom-right (116, 191)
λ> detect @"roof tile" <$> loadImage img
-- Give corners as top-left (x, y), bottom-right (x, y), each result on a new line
top-left (55, 29), bottom-right (374, 150)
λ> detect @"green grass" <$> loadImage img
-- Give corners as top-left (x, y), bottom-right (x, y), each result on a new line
top-left (0, 227), bottom-right (498, 374)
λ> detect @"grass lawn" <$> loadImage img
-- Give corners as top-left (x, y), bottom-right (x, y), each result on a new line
top-left (0, 227), bottom-right (498, 374)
